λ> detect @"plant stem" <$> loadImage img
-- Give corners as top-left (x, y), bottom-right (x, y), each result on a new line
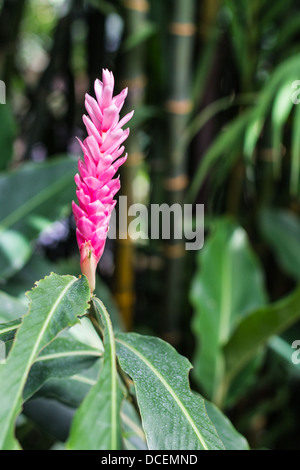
top-left (162, 0), bottom-right (196, 345)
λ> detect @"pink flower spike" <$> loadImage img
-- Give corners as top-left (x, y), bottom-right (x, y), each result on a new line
top-left (72, 69), bottom-right (133, 292)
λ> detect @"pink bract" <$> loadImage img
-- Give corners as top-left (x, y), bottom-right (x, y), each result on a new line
top-left (72, 69), bottom-right (133, 292)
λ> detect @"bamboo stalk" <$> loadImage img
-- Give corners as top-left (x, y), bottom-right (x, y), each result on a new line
top-left (162, 0), bottom-right (196, 345)
top-left (140, 0), bottom-right (169, 330)
top-left (114, 0), bottom-right (149, 330)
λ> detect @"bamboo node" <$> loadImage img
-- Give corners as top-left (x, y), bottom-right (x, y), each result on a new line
top-left (123, 0), bottom-right (150, 12)
top-left (126, 152), bottom-right (144, 167)
top-left (115, 291), bottom-right (135, 308)
top-left (119, 75), bottom-right (147, 91)
top-left (257, 148), bottom-right (274, 162)
top-left (168, 22), bottom-right (196, 36)
top-left (164, 174), bottom-right (189, 191)
top-left (148, 255), bottom-right (164, 271)
top-left (164, 243), bottom-right (186, 259)
top-left (165, 99), bottom-right (193, 115)
top-left (117, 232), bottom-right (131, 244)
top-left (258, 145), bottom-right (286, 162)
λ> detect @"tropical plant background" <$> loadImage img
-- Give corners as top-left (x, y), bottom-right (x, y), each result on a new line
top-left (1, 0), bottom-right (300, 450)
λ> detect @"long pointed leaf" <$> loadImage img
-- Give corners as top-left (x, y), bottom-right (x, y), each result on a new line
top-left (186, 111), bottom-right (251, 203)
top-left (224, 286), bottom-right (300, 380)
top-left (0, 157), bottom-right (77, 236)
top-left (259, 209), bottom-right (300, 280)
top-left (0, 291), bottom-right (28, 322)
top-left (204, 400), bottom-right (249, 450)
top-left (24, 333), bottom-right (103, 400)
top-left (0, 273), bottom-right (90, 450)
top-left (0, 319), bottom-right (21, 343)
top-left (190, 218), bottom-right (266, 400)
top-left (116, 332), bottom-right (225, 450)
top-left (291, 102), bottom-right (300, 195)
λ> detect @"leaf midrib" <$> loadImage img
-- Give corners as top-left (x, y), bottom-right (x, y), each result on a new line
top-left (25, 278), bottom-right (78, 373)
top-left (35, 350), bottom-right (102, 362)
top-left (70, 373), bottom-right (146, 443)
top-left (0, 323), bottom-right (20, 335)
top-left (212, 246), bottom-right (232, 398)
top-left (0, 172), bottom-right (74, 231)
top-left (94, 298), bottom-right (118, 450)
top-left (116, 338), bottom-right (209, 450)
top-left (225, 287), bottom-right (300, 378)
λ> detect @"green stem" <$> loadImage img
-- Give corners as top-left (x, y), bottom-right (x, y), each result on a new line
top-left (87, 299), bottom-right (104, 343)
top-left (88, 297), bottom-right (141, 417)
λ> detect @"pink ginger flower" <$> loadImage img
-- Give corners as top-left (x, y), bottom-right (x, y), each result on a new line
top-left (72, 69), bottom-right (133, 292)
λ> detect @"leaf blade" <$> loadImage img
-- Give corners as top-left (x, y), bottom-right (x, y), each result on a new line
top-left (116, 332), bottom-right (225, 450)
top-left (224, 286), bottom-right (300, 379)
top-left (190, 218), bottom-right (266, 400)
top-left (0, 157), bottom-right (77, 237)
top-left (0, 273), bottom-right (90, 450)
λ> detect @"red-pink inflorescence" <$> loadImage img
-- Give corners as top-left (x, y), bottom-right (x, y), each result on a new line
top-left (72, 69), bottom-right (133, 291)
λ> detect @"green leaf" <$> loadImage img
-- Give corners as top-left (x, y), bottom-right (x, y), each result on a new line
top-left (0, 273), bottom-right (90, 450)
top-left (0, 156), bottom-right (77, 238)
top-left (23, 397), bottom-right (74, 444)
top-left (291, 101), bottom-right (300, 194)
top-left (116, 332), bottom-right (225, 450)
top-left (204, 401), bottom-right (249, 450)
top-left (244, 116), bottom-right (263, 161)
top-left (190, 218), bottom-right (266, 400)
top-left (130, 105), bottom-right (160, 130)
top-left (192, 26), bottom-right (220, 105)
top-left (242, 54), bottom-right (300, 163)
top-left (55, 257), bottom-right (124, 332)
top-left (277, 13), bottom-right (300, 49)
top-left (24, 322), bottom-right (103, 400)
top-left (67, 297), bottom-right (123, 450)
top-left (226, 352), bottom-right (265, 407)
top-left (2, 255), bottom-right (58, 299)
top-left (121, 400), bottom-right (147, 450)
top-left (271, 81), bottom-right (294, 177)
top-left (259, 209), bottom-right (300, 280)
top-left (0, 291), bottom-right (27, 322)
top-left (0, 105), bottom-right (16, 171)
top-left (0, 230), bottom-right (31, 281)
top-left (4, 254), bottom-right (124, 332)
top-left (269, 336), bottom-right (300, 376)
top-left (177, 94), bottom-right (255, 162)
top-left (224, 285), bottom-right (300, 379)
top-left (186, 111), bottom-right (251, 203)
top-left (36, 362), bottom-right (102, 408)
top-left (261, 0), bottom-right (293, 25)
top-left (122, 22), bottom-right (157, 52)
top-left (0, 318), bottom-right (21, 344)
top-left (31, 373), bottom-right (147, 449)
